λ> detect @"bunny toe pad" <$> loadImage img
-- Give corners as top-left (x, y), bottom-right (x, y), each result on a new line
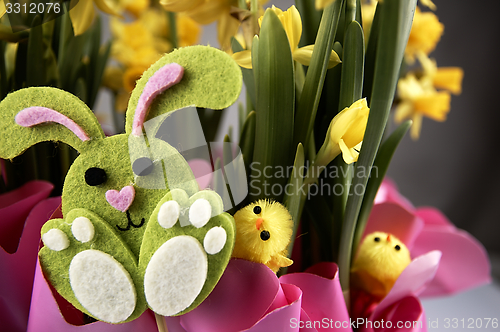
top-left (139, 189), bottom-right (235, 316)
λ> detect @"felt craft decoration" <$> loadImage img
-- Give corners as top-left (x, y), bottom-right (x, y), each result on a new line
top-left (232, 199), bottom-right (294, 272)
top-left (0, 46), bottom-right (242, 324)
top-left (350, 231), bottom-right (411, 299)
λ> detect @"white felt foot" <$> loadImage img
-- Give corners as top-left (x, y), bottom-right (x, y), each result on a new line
top-left (158, 200), bottom-right (180, 229)
top-left (189, 199), bottom-right (211, 228)
top-left (71, 217), bottom-right (94, 243)
top-left (69, 250), bottom-right (136, 323)
top-left (203, 227), bottom-right (227, 255)
top-left (144, 236), bottom-right (207, 316)
top-left (42, 229), bottom-right (69, 251)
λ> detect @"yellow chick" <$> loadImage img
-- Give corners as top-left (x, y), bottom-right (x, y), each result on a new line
top-left (232, 199), bottom-right (294, 273)
top-left (351, 232), bottom-right (411, 299)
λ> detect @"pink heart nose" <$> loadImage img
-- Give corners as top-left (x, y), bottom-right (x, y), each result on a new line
top-left (106, 186), bottom-right (135, 212)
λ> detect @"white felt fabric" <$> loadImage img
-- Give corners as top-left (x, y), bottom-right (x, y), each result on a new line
top-left (158, 200), bottom-right (180, 229)
top-left (42, 229), bottom-right (69, 251)
top-left (144, 236), bottom-right (207, 316)
top-left (189, 199), bottom-right (211, 228)
top-left (71, 217), bottom-right (94, 243)
top-left (69, 250), bottom-right (136, 323)
top-left (203, 227), bottom-right (227, 255)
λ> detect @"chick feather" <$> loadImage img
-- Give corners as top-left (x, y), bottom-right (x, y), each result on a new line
top-left (351, 232), bottom-right (411, 299)
top-left (232, 199), bottom-right (294, 272)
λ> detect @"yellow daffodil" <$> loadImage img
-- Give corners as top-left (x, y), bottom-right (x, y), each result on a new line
top-left (304, 99), bottom-right (369, 186)
top-left (232, 6), bottom-right (340, 69)
top-left (395, 74), bottom-right (450, 139)
top-left (0, 1), bottom-right (5, 18)
top-left (405, 7), bottom-right (443, 62)
top-left (417, 52), bottom-right (463, 95)
top-left (69, 0), bottom-right (121, 36)
top-left (161, 0), bottom-right (239, 51)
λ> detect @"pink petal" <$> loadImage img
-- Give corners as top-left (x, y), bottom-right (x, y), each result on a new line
top-left (0, 194), bottom-right (58, 332)
top-left (179, 259), bottom-right (280, 332)
top-left (360, 295), bottom-right (426, 332)
top-left (280, 263), bottom-right (352, 331)
top-left (364, 203), bottom-right (424, 249)
top-left (0, 180), bottom-right (53, 253)
top-left (245, 283), bottom-right (303, 332)
top-left (373, 251), bottom-right (442, 317)
top-left (27, 259), bottom-right (158, 331)
top-left (416, 207), bottom-right (455, 232)
top-left (412, 227), bottom-right (491, 297)
top-left (188, 158), bottom-right (213, 190)
top-left (375, 179), bottom-right (415, 211)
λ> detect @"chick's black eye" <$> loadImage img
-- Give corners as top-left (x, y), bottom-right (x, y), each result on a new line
top-left (394, 245), bottom-right (401, 251)
top-left (133, 157), bottom-right (154, 176)
top-left (85, 167), bottom-right (107, 186)
top-left (374, 237), bottom-right (380, 242)
top-left (253, 205), bottom-right (262, 214)
top-left (260, 230), bottom-right (270, 241)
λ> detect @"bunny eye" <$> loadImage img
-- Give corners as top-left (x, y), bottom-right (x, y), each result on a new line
top-left (133, 157), bottom-right (154, 176)
top-left (85, 167), bottom-right (107, 186)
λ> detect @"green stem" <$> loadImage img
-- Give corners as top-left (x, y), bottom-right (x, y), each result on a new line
top-left (167, 12), bottom-right (178, 49)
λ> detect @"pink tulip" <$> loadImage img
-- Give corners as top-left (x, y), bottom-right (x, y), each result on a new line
top-left (166, 259), bottom-right (352, 332)
top-left (0, 180), bottom-right (55, 332)
top-left (351, 179), bottom-right (491, 331)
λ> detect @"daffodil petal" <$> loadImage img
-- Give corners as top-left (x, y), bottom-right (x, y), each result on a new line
top-left (410, 114), bottom-right (423, 140)
top-left (294, 45), bottom-right (340, 68)
top-left (420, 0), bottom-right (436, 10)
top-left (339, 139), bottom-right (358, 164)
top-left (433, 67), bottom-right (463, 95)
top-left (94, 0), bottom-right (120, 16)
top-left (0, 0), bottom-right (6, 18)
top-left (186, 1), bottom-right (223, 25)
top-left (394, 101), bottom-right (413, 123)
top-left (232, 50), bottom-right (253, 69)
top-left (217, 12), bottom-right (240, 51)
top-left (69, 0), bottom-right (95, 36)
top-left (160, 0), bottom-right (203, 12)
top-left (414, 92), bottom-right (450, 122)
top-left (283, 5), bottom-right (302, 50)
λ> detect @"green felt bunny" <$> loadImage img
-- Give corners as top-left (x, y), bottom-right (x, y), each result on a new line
top-left (0, 46), bottom-right (242, 323)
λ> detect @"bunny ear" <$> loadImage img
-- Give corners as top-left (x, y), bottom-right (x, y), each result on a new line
top-left (0, 87), bottom-right (104, 159)
top-left (125, 45), bottom-right (242, 135)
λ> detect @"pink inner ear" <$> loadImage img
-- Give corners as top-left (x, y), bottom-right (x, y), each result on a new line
top-left (15, 107), bottom-right (90, 141)
top-left (132, 63), bottom-right (184, 136)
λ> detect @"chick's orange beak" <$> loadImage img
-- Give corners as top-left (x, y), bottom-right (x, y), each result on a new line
top-left (387, 234), bottom-right (391, 242)
top-left (255, 217), bottom-right (264, 230)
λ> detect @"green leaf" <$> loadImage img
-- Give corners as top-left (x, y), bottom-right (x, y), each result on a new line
top-left (0, 41), bottom-right (7, 99)
top-left (27, 15), bottom-right (44, 87)
top-left (362, 2), bottom-right (380, 102)
top-left (293, 0), bottom-right (343, 154)
top-left (231, 37), bottom-right (256, 110)
top-left (284, 143), bottom-right (304, 258)
top-left (250, 10), bottom-right (295, 202)
top-left (238, 110), bottom-right (256, 175)
top-left (338, 0), bottom-right (417, 291)
top-left (353, 120), bottom-right (411, 254)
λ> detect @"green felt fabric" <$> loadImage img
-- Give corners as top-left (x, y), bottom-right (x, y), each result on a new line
top-left (0, 87), bottom-right (104, 159)
top-left (125, 46), bottom-right (242, 135)
top-left (139, 190), bottom-right (235, 316)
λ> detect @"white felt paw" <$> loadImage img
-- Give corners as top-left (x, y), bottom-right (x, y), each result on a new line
top-left (203, 226), bottom-right (227, 255)
top-left (157, 200), bottom-right (181, 229)
top-left (69, 250), bottom-right (136, 323)
top-left (42, 229), bottom-right (69, 251)
top-left (144, 236), bottom-right (208, 316)
top-left (71, 217), bottom-right (95, 243)
top-left (189, 198), bottom-right (211, 228)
